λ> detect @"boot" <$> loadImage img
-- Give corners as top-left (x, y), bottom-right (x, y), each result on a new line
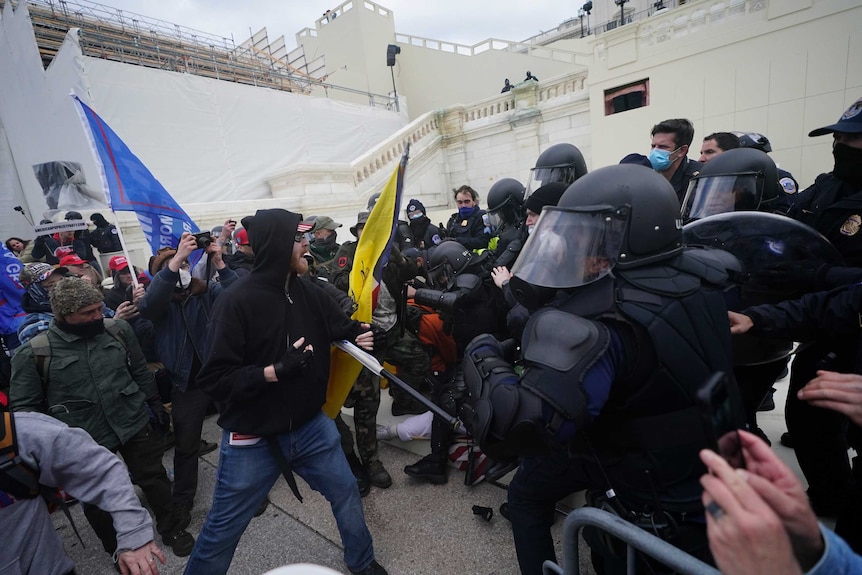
top-left (405, 416), bottom-right (451, 484)
top-left (365, 459), bottom-right (393, 489)
top-left (346, 453), bottom-right (371, 497)
top-left (404, 454), bottom-right (448, 484)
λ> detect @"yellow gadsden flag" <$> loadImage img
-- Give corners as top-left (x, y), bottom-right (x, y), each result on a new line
top-left (322, 145), bottom-right (409, 417)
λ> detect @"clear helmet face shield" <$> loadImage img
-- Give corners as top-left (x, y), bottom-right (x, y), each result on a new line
top-left (682, 173), bottom-right (761, 222)
top-left (487, 209), bottom-right (504, 231)
top-left (526, 166), bottom-right (577, 198)
top-left (510, 205), bottom-right (629, 290)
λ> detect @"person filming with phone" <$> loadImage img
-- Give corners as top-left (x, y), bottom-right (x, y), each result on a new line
top-left (137, 230), bottom-right (238, 524)
top-left (458, 165), bottom-right (738, 575)
top-left (700, 429), bottom-right (862, 574)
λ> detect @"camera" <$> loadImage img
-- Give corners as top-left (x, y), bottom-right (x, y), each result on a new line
top-left (192, 231), bottom-right (212, 250)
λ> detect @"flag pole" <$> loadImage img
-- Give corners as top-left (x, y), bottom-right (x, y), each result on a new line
top-left (109, 211), bottom-right (139, 290)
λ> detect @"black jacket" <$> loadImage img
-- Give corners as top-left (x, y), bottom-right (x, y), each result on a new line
top-left (788, 173), bottom-right (862, 266)
top-left (445, 208), bottom-right (490, 250)
top-left (196, 209), bottom-right (366, 436)
top-left (745, 281), bottom-right (862, 373)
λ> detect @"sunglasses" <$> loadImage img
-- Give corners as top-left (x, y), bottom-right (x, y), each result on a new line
top-left (294, 232), bottom-right (304, 243)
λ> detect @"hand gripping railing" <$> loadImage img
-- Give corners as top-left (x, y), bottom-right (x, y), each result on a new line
top-left (542, 507), bottom-right (720, 575)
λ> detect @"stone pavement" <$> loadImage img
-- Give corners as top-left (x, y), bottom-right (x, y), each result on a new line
top-left (55, 371), bottom-right (811, 575)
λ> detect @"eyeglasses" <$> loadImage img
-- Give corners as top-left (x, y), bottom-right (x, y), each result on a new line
top-left (294, 232), bottom-right (304, 243)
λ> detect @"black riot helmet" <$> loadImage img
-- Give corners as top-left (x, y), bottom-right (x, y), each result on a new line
top-left (682, 148), bottom-right (779, 222)
top-left (486, 178), bottom-right (526, 229)
top-left (526, 143), bottom-right (588, 197)
top-left (510, 165), bottom-right (682, 305)
top-left (426, 240), bottom-right (472, 289)
top-left (733, 131), bottom-right (772, 153)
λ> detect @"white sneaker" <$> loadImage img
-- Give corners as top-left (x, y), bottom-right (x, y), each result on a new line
top-left (376, 424), bottom-right (397, 441)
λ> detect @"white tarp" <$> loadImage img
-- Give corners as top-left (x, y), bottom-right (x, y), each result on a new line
top-left (0, 2), bottom-right (406, 231)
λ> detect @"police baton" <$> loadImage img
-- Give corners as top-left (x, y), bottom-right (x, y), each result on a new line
top-left (335, 340), bottom-right (460, 429)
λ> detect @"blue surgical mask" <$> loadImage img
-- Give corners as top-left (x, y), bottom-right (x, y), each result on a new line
top-left (409, 212), bottom-right (424, 221)
top-left (458, 206), bottom-right (476, 218)
top-left (648, 147), bottom-right (679, 172)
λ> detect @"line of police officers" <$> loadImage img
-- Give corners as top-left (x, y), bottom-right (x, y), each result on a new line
top-left (408, 97), bottom-right (862, 574)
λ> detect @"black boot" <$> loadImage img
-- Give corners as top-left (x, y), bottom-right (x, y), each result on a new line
top-left (404, 416), bottom-right (451, 484)
top-left (404, 454), bottom-right (448, 484)
top-left (346, 453), bottom-right (371, 497)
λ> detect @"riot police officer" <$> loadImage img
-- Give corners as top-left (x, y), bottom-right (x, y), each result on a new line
top-left (682, 147), bottom-right (780, 222)
top-left (486, 178), bottom-right (527, 269)
top-left (733, 131), bottom-right (800, 199)
top-left (405, 241), bottom-right (505, 483)
top-left (460, 164), bottom-right (737, 575)
top-left (525, 143), bottom-right (588, 196)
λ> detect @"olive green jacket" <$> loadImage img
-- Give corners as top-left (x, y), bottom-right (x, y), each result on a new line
top-left (10, 319), bottom-right (156, 452)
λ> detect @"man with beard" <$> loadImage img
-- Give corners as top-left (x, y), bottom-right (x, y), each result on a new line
top-left (9, 277), bottom-right (194, 563)
top-left (185, 208), bottom-right (387, 575)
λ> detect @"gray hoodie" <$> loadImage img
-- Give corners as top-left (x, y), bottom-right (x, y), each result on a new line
top-left (0, 412), bottom-right (154, 574)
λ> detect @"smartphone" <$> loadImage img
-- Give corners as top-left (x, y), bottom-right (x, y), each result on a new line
top-left (697, 371), bottom-right (747, 469)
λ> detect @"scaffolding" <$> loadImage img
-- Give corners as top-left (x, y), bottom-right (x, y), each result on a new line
top-left (0, 0), bottom-right (325, 94)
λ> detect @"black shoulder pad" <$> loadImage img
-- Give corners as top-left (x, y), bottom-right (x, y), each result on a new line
top-left (617, 264), bottom-right (701, 297)
top-left (522, 309), bottom-right (609, 373)
top-left (454, 273), bottom-right (482, 292)
top-left (675, 248), bottom-right (736, 286)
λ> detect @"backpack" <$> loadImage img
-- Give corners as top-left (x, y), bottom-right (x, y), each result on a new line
top-left (0, 410), bottom-right (40, 499)
top-left (30, 319), bottom-right (129, 385)
top-left (0, 409), bottom-right (86, 546)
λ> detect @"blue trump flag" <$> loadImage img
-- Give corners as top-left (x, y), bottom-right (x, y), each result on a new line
top-left (0, 243), bottom-right (25, 338)
top-left (71, 94), bottom-right (199, 255)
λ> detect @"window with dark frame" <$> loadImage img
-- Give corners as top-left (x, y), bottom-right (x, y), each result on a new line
top-left (604, 79), bottom-right (649, 115)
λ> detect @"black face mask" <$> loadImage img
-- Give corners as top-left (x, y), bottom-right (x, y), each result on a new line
top-left (56, 318), bottom-right (105, 339)
top-left (833, 143), bottom-right (862, 190)
top-left (316, 232), bottom-right (338, 247)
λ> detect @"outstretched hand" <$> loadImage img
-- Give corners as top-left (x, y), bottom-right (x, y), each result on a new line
top-left (117, 540), bottom-right (165, 574)
top-left (799, 370), bottom-right (862, 427)
top-left (727, 311), bottom-right (754, 335)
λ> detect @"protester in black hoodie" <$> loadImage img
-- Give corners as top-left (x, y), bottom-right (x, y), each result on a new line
top-left (189, 208), bottom-right (388, 575)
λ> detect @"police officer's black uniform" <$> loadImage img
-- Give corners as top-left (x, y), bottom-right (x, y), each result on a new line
top-left (460, 165), bottom-right (737, 575)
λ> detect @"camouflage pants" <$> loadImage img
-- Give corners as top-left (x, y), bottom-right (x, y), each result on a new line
top-left (337, 326), bottom-right (431, 464)
top-left (385, 328), bottom-right (430, 406)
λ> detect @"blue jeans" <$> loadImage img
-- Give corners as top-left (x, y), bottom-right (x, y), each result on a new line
top-left (184, 412), bottom-right (376, 574)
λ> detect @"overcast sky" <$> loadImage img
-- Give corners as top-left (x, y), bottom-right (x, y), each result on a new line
top-left (91, 0), bottom-right (576, 47)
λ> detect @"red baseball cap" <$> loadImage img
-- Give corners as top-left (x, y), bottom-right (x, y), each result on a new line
top-left (109, 255), bottom-right (130, 271)
top-left (235, 229), bottom-right (250, 246)
top-left (59, 254), bottom-right (88, 266)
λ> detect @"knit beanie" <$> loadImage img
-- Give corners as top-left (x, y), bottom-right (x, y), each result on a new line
top-left (49, 277), bottom-right (104, 318)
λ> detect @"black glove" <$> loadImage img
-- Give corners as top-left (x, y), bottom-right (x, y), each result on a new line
top-left (368, 324), bottom-right (388, 353)
top-left (273, 343), bottom-right (314, 381)
top-left (146, 396), bottom-right (171, 432)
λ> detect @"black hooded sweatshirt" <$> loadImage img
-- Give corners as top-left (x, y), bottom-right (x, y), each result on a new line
top-left (196, 209), bottom-right (366, 435)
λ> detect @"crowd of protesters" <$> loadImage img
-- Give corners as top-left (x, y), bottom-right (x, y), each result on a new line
top-left (2, 96), bottom-right (862, 575)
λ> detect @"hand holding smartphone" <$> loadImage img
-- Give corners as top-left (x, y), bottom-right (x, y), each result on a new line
top-left (697, 371), bottom-right (748, 469)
